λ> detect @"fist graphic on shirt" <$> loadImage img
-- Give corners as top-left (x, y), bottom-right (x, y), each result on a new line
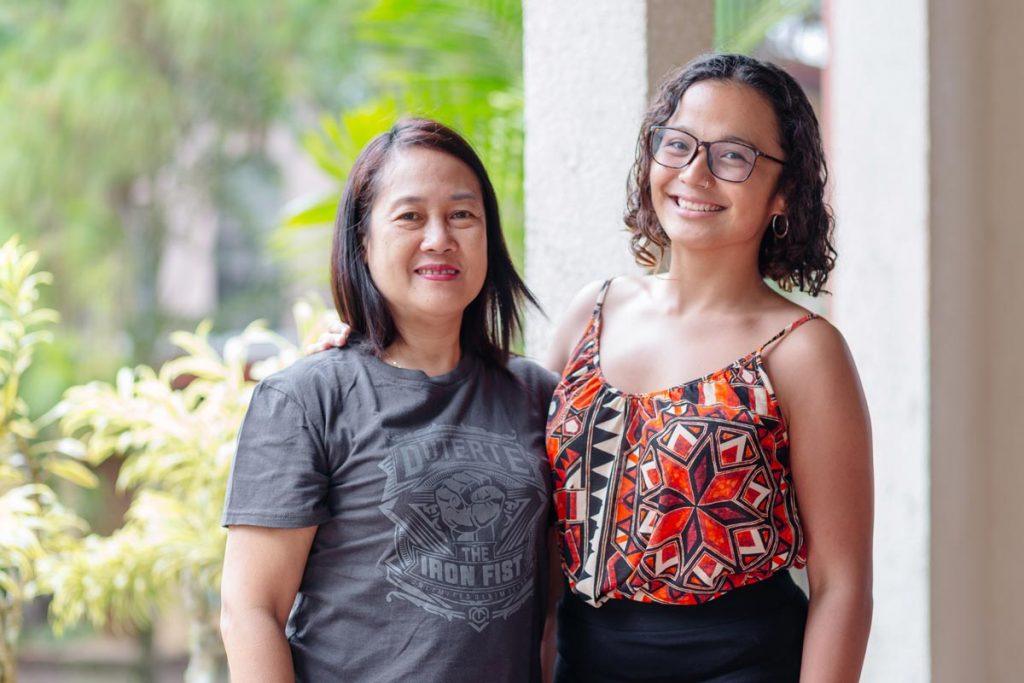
top-left (435, 472), bottom-right (507, 539)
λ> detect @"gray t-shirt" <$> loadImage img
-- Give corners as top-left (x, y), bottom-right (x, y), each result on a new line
top-left (222, 339), bottom-right (557, 682)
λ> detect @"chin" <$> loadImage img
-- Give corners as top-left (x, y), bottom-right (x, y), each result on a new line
top-left (416, 293), bottom-right (477, 320)
top-left (661, 222), bottom-right (724, 249)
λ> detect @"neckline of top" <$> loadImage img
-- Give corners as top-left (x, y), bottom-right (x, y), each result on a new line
top-left (589, 278), bottom-right (817, 399)
top-left (592, 336), bottom-right (765, 399)
top-left (353, 339), bottom-right (478, 385)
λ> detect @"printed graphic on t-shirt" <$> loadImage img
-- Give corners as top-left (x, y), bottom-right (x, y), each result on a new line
top-left (378, 424), bottom-right (546, 631)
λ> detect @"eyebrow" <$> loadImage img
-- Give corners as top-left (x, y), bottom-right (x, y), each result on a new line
top-left (719, 134), bottom-right (759, 147)
top-left (672, 125), bottom-right (760, 148)
top-left (388, 192), bottom-right (480, 208)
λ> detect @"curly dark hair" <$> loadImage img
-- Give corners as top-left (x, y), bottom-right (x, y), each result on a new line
top-left (624, 53), bottom-right (836, 295)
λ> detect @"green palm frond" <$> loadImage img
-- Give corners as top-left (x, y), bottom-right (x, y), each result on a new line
top-left (715, 0), bottom-right (817, 54)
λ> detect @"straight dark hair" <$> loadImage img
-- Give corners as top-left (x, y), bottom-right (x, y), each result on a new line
top-left (331, 117), bottom-right (538, 369)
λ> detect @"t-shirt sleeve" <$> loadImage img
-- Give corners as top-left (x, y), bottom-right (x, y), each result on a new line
top-left (508, 356), bottom-right (559, 412)
top-left (221, 380), bottom-right (331, 528)
top-left (539, 366), bottom-right (559, 405)
top-left (529, 363), bottom-right (560, 419)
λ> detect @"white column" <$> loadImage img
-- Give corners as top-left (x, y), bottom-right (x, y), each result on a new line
top-left (523, 0), bottom-right (713, 355)
top-left (830, 1), bottom-right (930, 680)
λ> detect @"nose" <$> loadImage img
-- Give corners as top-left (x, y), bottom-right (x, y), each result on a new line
top-left (677, 144), bottom-right (715, 188)
top-left (420, 215), bottom-right (457, 253)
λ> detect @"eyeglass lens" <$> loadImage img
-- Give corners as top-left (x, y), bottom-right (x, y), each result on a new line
top-left (652, 128), bottom-right (758, 182)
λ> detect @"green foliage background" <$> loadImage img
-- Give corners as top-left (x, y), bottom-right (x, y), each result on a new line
top-left (0, 0), bottom-right (369, 410)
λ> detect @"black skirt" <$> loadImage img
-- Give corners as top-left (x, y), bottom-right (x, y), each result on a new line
top-left (555, 571), bottom-right (808, 683)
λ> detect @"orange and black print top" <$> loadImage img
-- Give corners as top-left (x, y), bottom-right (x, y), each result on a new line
top-left (546, 279), bottom-right (816, 607)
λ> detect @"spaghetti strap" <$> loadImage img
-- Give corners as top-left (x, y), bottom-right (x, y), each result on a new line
top-left (756, 312), bottom-right (819, 356)
top-left (591, 278), bottom-right (614, 318)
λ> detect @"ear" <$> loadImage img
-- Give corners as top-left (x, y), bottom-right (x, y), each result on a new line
top-left (360, 223), bottom-right (371, 262)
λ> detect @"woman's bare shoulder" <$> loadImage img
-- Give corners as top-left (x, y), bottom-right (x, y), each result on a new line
top-left (771, 312), bottom-right (848, 365)
top-left (599, 273), bottom-right (654, 309)
top-left (542, 278), bottom-right (611, 373)
top-left (763, 312), bottom-right (865, 419)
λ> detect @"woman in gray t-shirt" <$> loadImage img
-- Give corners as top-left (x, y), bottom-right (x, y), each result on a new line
top-left (220, 118), bottom-right (556, 683)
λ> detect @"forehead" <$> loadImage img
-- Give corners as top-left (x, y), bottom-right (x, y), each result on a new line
top-left (666, 79), bottom-right (781, 150)
top-left (376, 146), bottom-right (482, 199)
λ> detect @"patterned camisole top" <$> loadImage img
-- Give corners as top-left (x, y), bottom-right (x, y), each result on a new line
top-left (546, 279), bottom-right (817, 607)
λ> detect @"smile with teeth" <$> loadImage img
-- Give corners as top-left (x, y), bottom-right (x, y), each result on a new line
top-left (415, 267), bottom-right (459, 275)
top-left (675, 197), bottom-right (725, 212)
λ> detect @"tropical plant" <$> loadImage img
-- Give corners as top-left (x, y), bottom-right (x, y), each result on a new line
top-left (45, 296), bottom-right (336, 683)
top-left (0, 237), bottom-right (93, 683)
top-left (0, 0), bottom-right (368, 387)
top-left (281, 0), bottom-right (526, 270)
top-left (715, 0), bottom-right (819, 53)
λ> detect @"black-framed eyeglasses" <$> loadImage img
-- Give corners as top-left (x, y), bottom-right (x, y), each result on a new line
top-left (649, 126), bottom-right (786, 183)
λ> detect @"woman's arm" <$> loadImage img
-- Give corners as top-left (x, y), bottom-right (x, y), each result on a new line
top-left (220, 525), bottom-right (318, 682)
top-left (767, 319), bottom-right (874, 683)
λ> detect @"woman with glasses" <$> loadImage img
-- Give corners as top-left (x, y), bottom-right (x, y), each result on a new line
top-left (544, 54), bottom-right (872, 682)
top-left (313, 53), bottom-right (873, 682)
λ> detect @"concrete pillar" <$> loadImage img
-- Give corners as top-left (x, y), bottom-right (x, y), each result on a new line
top-left (977, 3), bottom-right (1024, 680)
top-left (830, 0), bottom-right (931, 679)
top-left (927, 2), bottom-right (988, 680)
top-left (523, 0), bottom-right (713, 354)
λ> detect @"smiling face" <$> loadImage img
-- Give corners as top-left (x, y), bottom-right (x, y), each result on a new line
top-left (650, 79), bottom-right (787, 254)
top-left (363, 146), bottom-right (488, 330)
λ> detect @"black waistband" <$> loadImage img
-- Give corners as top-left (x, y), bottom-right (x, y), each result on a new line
top-left (559, 571), bottom-right (807, 631)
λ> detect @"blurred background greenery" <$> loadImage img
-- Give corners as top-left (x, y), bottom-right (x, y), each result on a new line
top-left (0, 0), bottom-right (823, 680)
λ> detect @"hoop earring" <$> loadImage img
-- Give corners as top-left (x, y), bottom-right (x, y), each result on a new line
top-left (771, 214), bottom-right (790, 239)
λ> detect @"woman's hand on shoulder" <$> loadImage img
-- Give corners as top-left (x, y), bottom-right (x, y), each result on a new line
top-left (542, 279), bottom-right (607, 375)
top-left (304, 321), bottom-right (351, 355)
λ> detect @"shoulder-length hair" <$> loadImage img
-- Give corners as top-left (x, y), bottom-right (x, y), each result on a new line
top-left (625, 53), bottom-right (837, 295)
top-left (331, 117), bottom-right (537, 368)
